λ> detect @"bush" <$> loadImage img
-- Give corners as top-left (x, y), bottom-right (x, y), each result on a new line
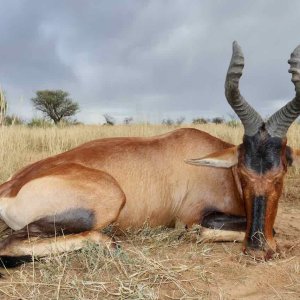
top-left (58, 118), bottom-right (82, 127)
top-left (5, 114), bottom-right (24, 125)
top-left (162, 118), bottom-right (175, 126)
top-left (27, 118), bottom-right (53, 128)
top-left (211, 117), bottom-right (225, 124)
top-left (124, 117), bottom-right (133, 125)
top-left (192, 118), bottom-right (208, 125)
top-left (162, 117), bottom-right (186, 126)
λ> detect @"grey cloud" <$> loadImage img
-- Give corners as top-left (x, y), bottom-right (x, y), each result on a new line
top-left (0, 0), bottom-right (300, 123)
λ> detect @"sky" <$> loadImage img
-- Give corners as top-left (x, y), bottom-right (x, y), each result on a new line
top-left (1, 0), bottom-right (300, 124)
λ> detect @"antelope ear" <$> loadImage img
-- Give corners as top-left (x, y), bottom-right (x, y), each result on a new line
top-left (185, 146), bottom-right (239, 168)
top-left (290, 148), bottom-right (300, 167)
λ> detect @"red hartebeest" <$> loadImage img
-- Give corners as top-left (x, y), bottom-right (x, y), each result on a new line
top-left (0, 42), bottom-right (300, 267)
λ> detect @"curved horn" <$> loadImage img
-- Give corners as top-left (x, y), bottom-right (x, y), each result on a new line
top-left (266, 45), bottom-right (300, 138)
top-left (225, 41), bottom-right (263, 136)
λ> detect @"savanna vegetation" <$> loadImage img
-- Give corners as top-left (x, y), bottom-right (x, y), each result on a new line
top-left (0, 123), bottom-right (298, 299)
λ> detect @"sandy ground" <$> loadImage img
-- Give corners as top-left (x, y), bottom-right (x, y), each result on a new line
top-left (206, 203), bottom-right (300, 299)
top-left (0, 175), bottom-right (298, 299)
top-left (199, 173), bottom-right (300, 299)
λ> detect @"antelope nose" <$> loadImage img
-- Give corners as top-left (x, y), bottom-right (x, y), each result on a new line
top-left (247, 196), bottom-right (267, 249)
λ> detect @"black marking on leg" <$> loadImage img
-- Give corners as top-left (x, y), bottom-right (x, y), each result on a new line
top-left (201, 212), bottom-right (247, 232)
top-left (0, 255), bottom-right (32, 268)
top-left (248, 196), bottom-right (266, 249)
top-left (0, 231), bottom-right (40, 269)
top-left (28, 208), bottom-right (95, 235)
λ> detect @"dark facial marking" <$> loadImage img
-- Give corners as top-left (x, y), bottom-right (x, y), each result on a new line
top-left (243, 128), bottom-right (284, 174)
top-left (28, 208), bottom-right (95, 235)
top-left (248, 196), bottom-right (266, 249)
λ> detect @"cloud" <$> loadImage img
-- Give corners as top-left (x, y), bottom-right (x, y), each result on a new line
top-left (0, 0), bottom-right (300, 123)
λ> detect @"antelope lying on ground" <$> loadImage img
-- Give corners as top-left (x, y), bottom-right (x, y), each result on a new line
top-left (0, 42), bottom-right (300, 268)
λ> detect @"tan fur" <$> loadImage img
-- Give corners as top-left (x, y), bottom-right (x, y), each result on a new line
top-left (200, 228), bottom-right (244, 242)
top-left (292, 148), bottom-right (300, 167)
top-left (0, 128), bottom-right (245, 259)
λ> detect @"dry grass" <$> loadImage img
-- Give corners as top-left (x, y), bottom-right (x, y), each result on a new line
top-left (0, 123), bottom-right (299, 299)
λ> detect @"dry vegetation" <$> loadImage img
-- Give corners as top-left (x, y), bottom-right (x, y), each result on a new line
top-left (0, 124), bottom-right (299, 299)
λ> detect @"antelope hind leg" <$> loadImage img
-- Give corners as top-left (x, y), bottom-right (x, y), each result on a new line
top-left (200, 212), bottom-right (246, 242)
top-left (0, 163), bottom-right (126, 268)
top-left (0, 230), bottom-right (115, 268)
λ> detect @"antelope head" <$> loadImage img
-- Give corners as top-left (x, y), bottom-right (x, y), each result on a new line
top-left (188, 42), bottom-right (300, 258)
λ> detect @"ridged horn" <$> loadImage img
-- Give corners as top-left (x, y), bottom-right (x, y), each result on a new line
top-left (266, 45), bottom-right (300, 138)
top-left (225, 41), bottom-right (263, 136)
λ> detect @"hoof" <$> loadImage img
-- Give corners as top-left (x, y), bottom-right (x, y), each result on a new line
top-left (242, 246), bottom-right (279, 261)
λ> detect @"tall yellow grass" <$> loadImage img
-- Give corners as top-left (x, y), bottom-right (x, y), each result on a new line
top-left (0, 123), bottom-right (299, 182)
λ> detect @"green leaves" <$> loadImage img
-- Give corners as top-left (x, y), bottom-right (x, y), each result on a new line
top-left (31, 90), bottom-right (79, 124)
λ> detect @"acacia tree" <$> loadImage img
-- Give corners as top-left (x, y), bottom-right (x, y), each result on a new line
top-left (31, 90), bottom-right (79, 124)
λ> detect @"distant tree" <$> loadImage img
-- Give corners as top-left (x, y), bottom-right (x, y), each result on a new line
top-left (162, 118), bottom-right (175, 126)
top-left (103, 114), bottom-right (115, 125)
top-left (176, 116), bottom-right (185, 125)
top-left (211, 117), bottom-right (225, 124)
top-left (192, 117), bottom-right (208, 125)
top-left (124, 117), bottom-right (133, 125)
top-left (0, 86), bottom-right (8, 125)
top-left (31, 90), bottom-right (79, 124)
